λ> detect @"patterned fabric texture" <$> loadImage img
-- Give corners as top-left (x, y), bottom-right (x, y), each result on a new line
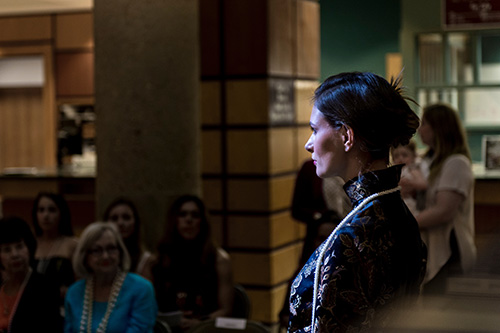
top-left (288, 166), bottom-right (427, 332)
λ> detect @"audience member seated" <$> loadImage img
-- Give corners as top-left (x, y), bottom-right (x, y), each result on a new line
top-left (391, 140), bottom-right (428, 215)
top-left (416, 103), bottom-right (476, 294)
top-left (103, 197), bottom-right (152, 276)
top-left (148, 195), bottom-right (233, 332)
top-left (32, 192), bottom-right (78, 304)
top-left (0, 216), bottom-right (62, 332)
top-left (64, 222), bottom-right (157, 332)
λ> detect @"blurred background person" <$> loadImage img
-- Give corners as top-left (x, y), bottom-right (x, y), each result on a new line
top-left (64, 222), bottom-right (157, 332)
top-left (416, 103), bottom-right (476, 294)
top-left (103, 197), bottom-right (151, 276)
top-left (149, 195), bottom-right (233, 332)
top-left (32, 192), bottom-right (78, 304)
top-left (291, 158), bottom-right (351, 266)
top-left (391, 140), bottom-right (428, 215)
top-left (0, 216), bottom-right (62, 332)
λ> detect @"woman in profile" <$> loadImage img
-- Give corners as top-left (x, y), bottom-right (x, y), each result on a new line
top-left (288, 72), bottom-right (427, 332)
top-left (149, 195), bottom-right (233, 332)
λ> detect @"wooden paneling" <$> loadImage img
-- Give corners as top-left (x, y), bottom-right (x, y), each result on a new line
top-left (224, 0), bottom-right (267, 75)
top-left (294, 80), bottom-right (317, 124)
top-left (268, 0), bottom-right (294, 76)
top-left (227, 129), bottom-right (269, 174)
top-left (270, 127), bottom-right (295, 173)
top-left (201, 130), bottom-right (222, 174)
top-left (55, 51), bottom-right (94, 97)
top-left (296, 0), bottom-right (320, 78)
top-left (200, 81), bottom-right (221, 125)
top-left (231, 244), bottom-right (301, 285)
top-left (247, 284), bottom-right (289, 324)
top-left (296, 127), bottom-right (311, 166)
top-left (226, 80), bottom-right (269, 125)
top-left (55, 12), bottom-right (94, 50)
top-left (0, 45), bottom-right (56, 169)
top-left (199, 0), bottom-right (221, 76)
top-left (227, 176), bottom-right (295, 212)
top-left (202, 178), bottom-right (223, 211)
top-left (0, 88), bottom-right (44, 168)
top-left (0, 16), bottom-right (51, 42)
top-left (227, 211), bottom-right (304, 249)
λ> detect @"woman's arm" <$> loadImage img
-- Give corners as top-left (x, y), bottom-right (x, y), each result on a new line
top-left (125, 277), bottom-right (158, 333)
top-left (416, 190), bottom-right (465, 229)
top-left (210, 248), bottom-right (234, 318)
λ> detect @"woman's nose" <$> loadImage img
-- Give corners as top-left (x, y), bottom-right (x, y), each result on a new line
top-left (305, 135), bottom-right (313, 153)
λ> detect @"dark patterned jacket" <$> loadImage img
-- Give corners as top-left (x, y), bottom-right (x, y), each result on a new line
top-left (288, 166), bottom-right (427, 332)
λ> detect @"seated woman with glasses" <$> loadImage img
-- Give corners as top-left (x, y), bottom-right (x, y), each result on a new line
top-left (64, 222), bottom-right (158, 333)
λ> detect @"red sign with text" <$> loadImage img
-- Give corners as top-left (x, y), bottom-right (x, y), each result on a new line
top-left (444, 0), bottom-right (500, 29)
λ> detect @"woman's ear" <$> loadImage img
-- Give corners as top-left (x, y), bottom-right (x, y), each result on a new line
top-left (341, 124), bottom-right (355, 152)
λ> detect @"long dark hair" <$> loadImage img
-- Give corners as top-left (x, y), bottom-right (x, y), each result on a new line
top-left (313, 72), bottom-right (420, 163)
top-left (103, 197), bottom-right (142, 271)
top-left (156, 194), bottom-right (216, 265)
top-left (31, 192), bottom-right (73, 237)
top-left (152, 195), bottom-right (218, 277)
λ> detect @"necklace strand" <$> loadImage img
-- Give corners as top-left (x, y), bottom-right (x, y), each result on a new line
top-left (3, 268), bottom-right (32, 333)
top-left (79, 271), bottom-right (126, 333)
top-left (310, 186), bottom-right (400, 332)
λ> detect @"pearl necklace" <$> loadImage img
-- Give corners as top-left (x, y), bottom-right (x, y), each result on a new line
top-left (310, 186), bottom-right (400, 332)
top-left (79, 271), bottom-right (126, 333)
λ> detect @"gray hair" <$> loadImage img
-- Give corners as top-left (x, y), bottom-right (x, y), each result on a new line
top-left (72, 221), bottom-right (131, 278)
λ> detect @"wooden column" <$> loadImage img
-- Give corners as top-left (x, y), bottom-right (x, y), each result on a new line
top-left (200, 0), bottom-right (320, 327)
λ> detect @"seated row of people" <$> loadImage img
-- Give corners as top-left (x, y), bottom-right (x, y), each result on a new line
top-left (0, 193), bottom-right (233, 332)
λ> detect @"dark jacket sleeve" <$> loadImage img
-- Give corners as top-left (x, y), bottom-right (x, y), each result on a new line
top-left (10, 272), bottom-right (63, 333)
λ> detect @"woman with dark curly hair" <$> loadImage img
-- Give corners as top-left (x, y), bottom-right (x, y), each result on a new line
top-left (288, 72), bottom-right (427, 332)
top-left (0, 216), bottom-right (62, 332)
top-left (149, 195), bottom-right (233, 332)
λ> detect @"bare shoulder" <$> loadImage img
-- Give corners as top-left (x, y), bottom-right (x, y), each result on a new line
top-left (216, 247), bottom-right (231, 263)
top-left (57, 236), bottom-right (79, 258)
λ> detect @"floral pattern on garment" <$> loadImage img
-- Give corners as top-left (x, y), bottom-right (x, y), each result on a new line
top-left (288, 166), bottom-right (427, 333)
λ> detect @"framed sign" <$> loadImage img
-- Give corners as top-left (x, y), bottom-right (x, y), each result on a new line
top-left (483, 135), bottom-right (500, 170)
top-left (443, 0), bottom-right (500, 29)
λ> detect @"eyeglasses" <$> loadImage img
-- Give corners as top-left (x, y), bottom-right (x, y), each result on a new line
top-left (87, 245), bottom-right (119, 257)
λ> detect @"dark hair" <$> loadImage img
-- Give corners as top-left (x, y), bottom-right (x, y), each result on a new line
top-left (152, 195), bottom-right (219, 313)
top-left (0, 216), bottom-right (37, 269)
top-left (421, 103), bottom-right (471, 183)
top-left (162, 194), bottom-right (211, 246)
top-left (313, 72), bottom-right (419, 162)
top-left (154, 194), bottom-right (216, 269)
top-left (103, 197), bottom-right (142, 269)
top-left (31, 192), bottom-right (73, 237)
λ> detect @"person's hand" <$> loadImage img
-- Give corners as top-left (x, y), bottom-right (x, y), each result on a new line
top-left (399, 177), bottom-right (416, 198)
top-left (180, 312), bottom-right (202, 331)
